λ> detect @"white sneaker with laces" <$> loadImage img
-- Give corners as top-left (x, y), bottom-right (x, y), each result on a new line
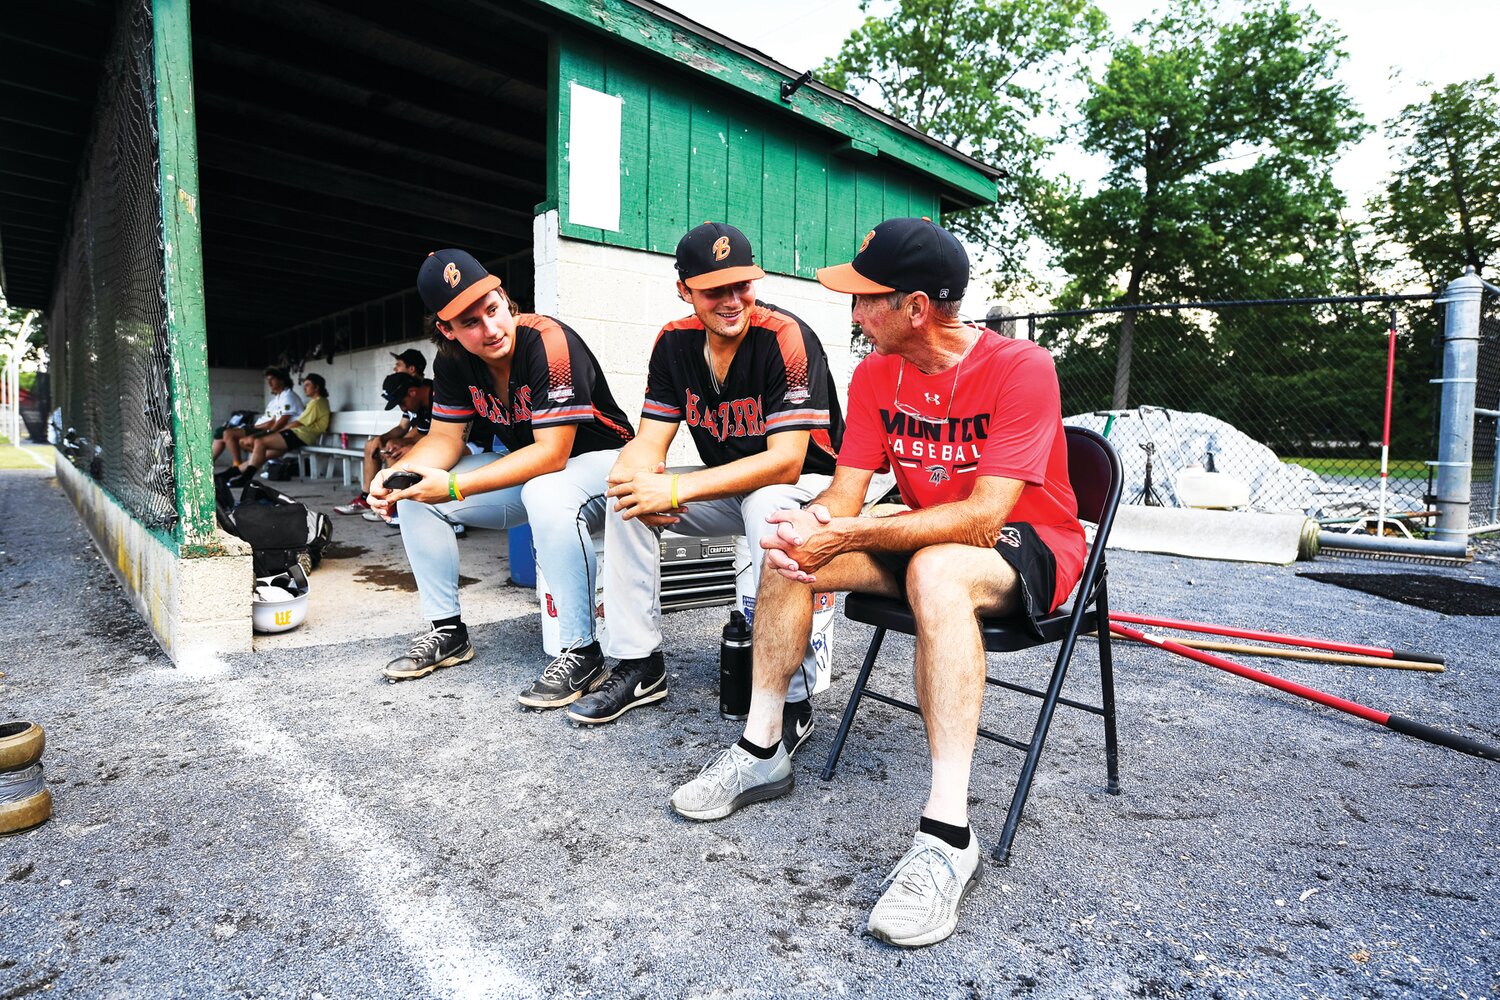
top-left (866, 829), bottom-right (982, 948)
top-left (669, 743), bottom-right (792, 821)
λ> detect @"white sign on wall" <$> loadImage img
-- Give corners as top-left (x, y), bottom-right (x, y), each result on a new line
top-left (567, 82), bottom-right (622, 232)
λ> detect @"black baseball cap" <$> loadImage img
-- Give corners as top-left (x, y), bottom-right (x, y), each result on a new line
top-left (675, 222), bottom-right (765, 290)
top-left (390, 348), bottom-right (426, 374)
top-left (817, 217), bottom-right (969, 302)
top-left (417, 249), bottom-right (502, 322)
top-left (381, 372), bottom-right (422, 410)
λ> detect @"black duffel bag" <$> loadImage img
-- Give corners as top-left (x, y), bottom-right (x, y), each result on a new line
top-left (217, 479), bottom-right (332, 576)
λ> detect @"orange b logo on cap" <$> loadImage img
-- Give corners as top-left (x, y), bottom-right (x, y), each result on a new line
top-left (858, 229), bottom-right (876, 253)
top-left (711, 236), bottom-right (732, 261)
top-left (442, 262), bottom-right (461, 288)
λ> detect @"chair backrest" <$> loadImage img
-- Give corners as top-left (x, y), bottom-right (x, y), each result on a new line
top-left (1064, 426), bottom-right (1123, 528)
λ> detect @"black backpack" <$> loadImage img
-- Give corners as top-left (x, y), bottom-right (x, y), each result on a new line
top-left (217, 479), bottom-right (332, 576)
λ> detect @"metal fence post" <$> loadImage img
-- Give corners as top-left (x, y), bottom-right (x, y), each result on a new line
top-left (1431, 267), bottom-right (1484, 543)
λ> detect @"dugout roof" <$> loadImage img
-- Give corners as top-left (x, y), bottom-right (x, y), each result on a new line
top-left (1, 0), bottom-right (1000, 360)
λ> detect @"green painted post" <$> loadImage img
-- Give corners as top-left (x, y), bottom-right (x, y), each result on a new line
top-left (153, 0), bottom-right (217, 549)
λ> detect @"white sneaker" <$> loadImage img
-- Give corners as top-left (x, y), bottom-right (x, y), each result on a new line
top-left (669, 743), bottom-right (792, 821)
top-left (361, 510), bottom-right (383, 522)
top-left (866, 830), bottom-right (982, 947)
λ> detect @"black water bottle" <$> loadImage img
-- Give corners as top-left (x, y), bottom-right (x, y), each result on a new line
top-left (719, 610), bottom-right (753, 720)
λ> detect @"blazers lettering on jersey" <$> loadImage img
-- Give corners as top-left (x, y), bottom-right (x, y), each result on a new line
top-left (684, 391), bottom-right (765, 440)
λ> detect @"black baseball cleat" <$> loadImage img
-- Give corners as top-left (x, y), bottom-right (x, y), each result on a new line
top-left (517, 643), bottom-right (607, 709)
top-left (382, 625), bottom-right (474, 681)
top-left (782, 698), bottom-right (815, 756)
top-left (566, 651), bottom-right (668, 725)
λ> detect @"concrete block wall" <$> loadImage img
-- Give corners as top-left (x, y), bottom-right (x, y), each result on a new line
top-left (207, 368), bottom-right (271, 428)
top-left (56, 457), bottom-right (254, 665)
top-left (534, 210), bottom-right (858, 465)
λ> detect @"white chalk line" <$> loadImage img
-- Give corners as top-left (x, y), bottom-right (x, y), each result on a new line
top-left (206, 682), bottom-right (537, 1000)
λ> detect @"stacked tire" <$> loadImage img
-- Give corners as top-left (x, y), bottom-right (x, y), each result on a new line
top-left (0, 722), bottom-right (50, 836)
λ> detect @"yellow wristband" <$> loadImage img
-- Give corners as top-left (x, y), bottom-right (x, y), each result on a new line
top-left (449, 472), bottom-right (464, 501)
top-left (670, 474), bottom-right (679, 509)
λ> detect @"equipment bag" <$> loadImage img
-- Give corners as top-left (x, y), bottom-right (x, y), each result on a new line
top-left (216, 480), bottom-right (332, 575)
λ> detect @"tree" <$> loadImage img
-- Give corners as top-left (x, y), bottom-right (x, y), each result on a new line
top-left (820, 0), bottom-right (1107, 294)
top-left (1373, 75), bottom-right (1500, 289)
top-left (1044, 0), bottom-right (1365, 408)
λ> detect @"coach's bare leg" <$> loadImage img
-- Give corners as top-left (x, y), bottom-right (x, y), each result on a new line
top-left (905, 543), bottom-right (1021, 827)
top-left (741, 553), bottom-right (900, 748)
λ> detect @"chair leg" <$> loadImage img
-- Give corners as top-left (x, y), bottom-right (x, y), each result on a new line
top-left (993, 631), bottom-right (1084, 865)
top-left (1096, 585), bottom-right (1121, 795)
top-left (821, 626), bottom-right (887, 781)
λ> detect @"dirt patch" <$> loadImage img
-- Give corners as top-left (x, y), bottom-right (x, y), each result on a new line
top-left (1297, 572), bottom-right (1500, 615)
top-left (352, 566), bottom-right (478, 592)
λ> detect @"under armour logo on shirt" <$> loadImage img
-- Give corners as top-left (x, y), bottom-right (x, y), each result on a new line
top-left (924, 392), bottom-right (942, 405)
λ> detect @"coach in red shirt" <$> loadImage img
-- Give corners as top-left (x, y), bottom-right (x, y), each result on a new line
top-left (669, 217), bottom-right (1085, 949)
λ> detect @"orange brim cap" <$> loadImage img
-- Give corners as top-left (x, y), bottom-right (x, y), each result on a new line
top-left (436, 274), bottom-right (502, 322)
top-left (683, 264), bottom-right (765, 290)
top-left (815, 262), bottom-right (895, 294)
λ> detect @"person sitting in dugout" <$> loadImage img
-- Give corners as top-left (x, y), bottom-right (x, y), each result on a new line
top-left (335, 351), bottom-right (432, 516)
top-left (367, 250), bottom-right (634, 695)
top-left (213, 367), bottom-right (302, 466)
top-left (565, 221), bottom-right (845, 733)
top-left (669, 218), bottom-right (1086, 948)
top-left (221, 372), bottom-right (330, 487)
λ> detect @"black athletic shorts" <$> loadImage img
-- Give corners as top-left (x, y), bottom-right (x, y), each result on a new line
top-left (279, 430), bottom-right (305, 451)
top-left (870, 522), bottom-right (1058, 639)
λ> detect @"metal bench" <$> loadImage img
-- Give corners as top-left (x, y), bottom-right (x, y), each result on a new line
top-left (297, 410), bottom-right (396, 486)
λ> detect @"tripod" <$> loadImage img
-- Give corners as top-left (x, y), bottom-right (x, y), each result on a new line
top-left (1132, 442), bottom-right (1167, 506)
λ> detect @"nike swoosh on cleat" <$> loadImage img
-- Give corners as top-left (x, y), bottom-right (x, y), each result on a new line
top-left (795, 718), bottom-right (811, 738)
top-left (633, 680), bottom-right (658, 698)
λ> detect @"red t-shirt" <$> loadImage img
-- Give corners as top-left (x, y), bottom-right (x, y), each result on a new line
top-left (839, 330), bottom-right (1086, 611)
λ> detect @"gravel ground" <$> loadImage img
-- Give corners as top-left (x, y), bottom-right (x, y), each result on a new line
top-left (2, 466), bottom-right (1496, 999)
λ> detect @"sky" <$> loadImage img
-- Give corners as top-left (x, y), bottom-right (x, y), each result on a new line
top-left (661, 0), bottom-right (1498, 224)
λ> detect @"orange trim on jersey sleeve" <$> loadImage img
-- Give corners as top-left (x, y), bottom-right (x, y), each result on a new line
top-left (757, 306), bottom-right (812, 398)
top-left (524, 314), bottom-right (576, 402)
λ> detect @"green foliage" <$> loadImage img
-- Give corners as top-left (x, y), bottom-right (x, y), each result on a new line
top-left (1372, 75), bottom-right (1500, 289)
top-left (1040, 0), bottom-right (1366, 411)
top-left (820, 0), bottom-right (1107, 293)
top-left (1047, 0), bottom-right (1365, 308)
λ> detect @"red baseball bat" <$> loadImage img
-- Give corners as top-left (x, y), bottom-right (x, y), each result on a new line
top-left (1109, 623), bottom-right (1496, 762)
top-left (1110, 611), bottom-right (1443, 665)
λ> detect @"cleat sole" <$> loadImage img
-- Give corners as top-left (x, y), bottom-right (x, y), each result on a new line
top-left (381, 644), bottom-right (475, 681)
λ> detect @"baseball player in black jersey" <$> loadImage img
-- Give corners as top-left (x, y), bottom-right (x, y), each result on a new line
top-left (368, 249), bottom-right (634, 702)
top-left (569, 222), bottom-right (844, 736)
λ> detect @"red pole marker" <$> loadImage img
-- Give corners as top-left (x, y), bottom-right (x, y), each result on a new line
top-left (1110, 623), bottom-right (1497, 762)
top-left (1109, 611), bottom-right (1444, 665)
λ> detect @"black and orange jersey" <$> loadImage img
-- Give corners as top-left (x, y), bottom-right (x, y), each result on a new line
top-left (431, 313), bottom-right (634, 456)
top-left (641, 301), bottom-right (841, 475)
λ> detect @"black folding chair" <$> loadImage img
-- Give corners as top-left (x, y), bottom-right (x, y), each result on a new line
top-left (820, 426), bottom-right (1124, 864)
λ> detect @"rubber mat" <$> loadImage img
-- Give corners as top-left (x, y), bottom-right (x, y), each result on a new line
top-left (1297, 572), bottom-right (1500, 615)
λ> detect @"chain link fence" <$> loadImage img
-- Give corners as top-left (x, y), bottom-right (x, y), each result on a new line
top-left (47, 0), bottom-right (178, 531)
top-left (987, 295), bottom-right (1443, 520)
top-left (1474, 290), bottom-right (1500, 531)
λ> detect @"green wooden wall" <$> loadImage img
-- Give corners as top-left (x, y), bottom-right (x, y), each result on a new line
top-left (553, 39), bottom-right (946, 279)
